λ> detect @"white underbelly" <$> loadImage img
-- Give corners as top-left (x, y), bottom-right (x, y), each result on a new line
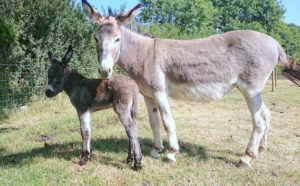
top-left (167, 80), bottom-right (236, 102)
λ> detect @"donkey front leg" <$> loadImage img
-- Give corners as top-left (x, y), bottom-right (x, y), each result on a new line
top-left (78, 110), bottom-right (92, 165)
top-left (154, 92), bottom-right (179, 162)
top-left (144, 97), bottom-right (164, 158)
top-left (238, 93), bottom-right (271, 168)
top-left (119, 112), bottom-right (142, 170)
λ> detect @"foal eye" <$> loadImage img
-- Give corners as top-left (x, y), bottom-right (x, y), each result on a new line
top-left (115, 38), bottom-right (120, 43)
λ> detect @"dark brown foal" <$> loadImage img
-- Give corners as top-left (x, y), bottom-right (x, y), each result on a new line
top-left (45, 46), bottom-right (142, 170)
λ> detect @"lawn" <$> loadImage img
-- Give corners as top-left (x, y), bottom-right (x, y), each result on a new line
top-left (0, 80), bottom-right (299, 185)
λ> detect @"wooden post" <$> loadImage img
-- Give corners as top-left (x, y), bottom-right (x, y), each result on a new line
top-left (271, 70), bottom-right (275, 92)
top-left (275, 68), bottom-right (277, 88)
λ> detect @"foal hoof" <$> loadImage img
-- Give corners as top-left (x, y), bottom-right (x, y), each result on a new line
top-left (236, 160), bottom-right (251, 168)
top-left (79, 156), bottom-right (90, 166)
top-left (126, 157), bottom-right (134, 164)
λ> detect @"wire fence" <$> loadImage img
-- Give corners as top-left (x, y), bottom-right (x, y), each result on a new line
top-left (0, 63), bottom-right (126, 111)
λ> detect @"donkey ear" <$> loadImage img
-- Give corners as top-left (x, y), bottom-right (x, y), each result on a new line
top-left (82, 0), bottom-right (102, 24)
top-left (117, 4), bottom-right (141, 24)
top-left (62, 45), bottom-right (73, 65)
top-left (48, 51), bottom-right (56, 62)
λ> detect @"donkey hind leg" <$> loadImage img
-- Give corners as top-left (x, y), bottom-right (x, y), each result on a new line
top-left (154, 92), bottom-right (179, 162)
top-left (238, 93), bottom-right (271, 167)
top-left (78, 110), bottom-right (92, 165)
top-left (118, 111), bottom-right (143, 170)
top-left (259, 105), bottom-right (270, 153)
top-left (144, 97), bottom-right (164, 158)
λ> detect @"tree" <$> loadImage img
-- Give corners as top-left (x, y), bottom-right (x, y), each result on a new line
top-left (139, 0), bottom-right (215, 37)
top-left (211, 0), bottom-right (285, 33)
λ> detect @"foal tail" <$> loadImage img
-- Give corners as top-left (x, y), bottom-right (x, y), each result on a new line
top-left (278, 45), bottom-right (300, 87)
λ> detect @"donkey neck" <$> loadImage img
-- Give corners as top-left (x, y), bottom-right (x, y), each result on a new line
top-left (63, 67), bottom-right (85, 97)
top-left (118, 27), bottom-right (154, 77)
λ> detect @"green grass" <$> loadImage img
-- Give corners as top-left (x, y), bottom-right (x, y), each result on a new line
top-left (0, 80), bottom-right (299, 185)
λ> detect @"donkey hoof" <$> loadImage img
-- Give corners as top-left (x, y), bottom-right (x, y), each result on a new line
top-left (259, 146), bottom-right (265, 153)
top-left (150, 149), bottom-right (160, 158)
top-left (166, 152), bottom-right (176, 162)
top-left (236, 160), bottom-right (251, 168)
top-left (134, 163), bottom-right (142, 171)
top-left (126, 157), bottom-right (134, 164)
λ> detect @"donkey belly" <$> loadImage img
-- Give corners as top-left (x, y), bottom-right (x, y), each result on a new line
top-left (167, 81), bottom-right (236, 102)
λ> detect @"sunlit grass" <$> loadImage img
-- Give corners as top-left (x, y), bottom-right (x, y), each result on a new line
top-left (0, 80), bottom-right (299, 185)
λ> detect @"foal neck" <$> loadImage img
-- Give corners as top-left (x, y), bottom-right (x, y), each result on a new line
top-left (63, 67), bottom-right (85, 97)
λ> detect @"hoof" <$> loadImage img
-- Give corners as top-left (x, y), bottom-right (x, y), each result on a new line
top-left (236, 160), bottom-right (251, 168)
top-left (134, 164), bottom-right (142, 171)
top-left (134, 159), bottom-right (143, 171)
top-left (150, 148), bottom-right (160, 158)
top-left (126, 157), bottom-right (134, 164)
top-left (79, 151), bottom-right (91, 166)
top-left (79, 157), bottom-right (89, 166)
top-left (259, 146), bottom-right (265, 153)
top-left (166, 152), bottom-right (176, 162)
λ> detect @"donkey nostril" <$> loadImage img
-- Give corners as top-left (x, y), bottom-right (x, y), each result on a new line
top-left (109, 68), bottom-right (111, 73)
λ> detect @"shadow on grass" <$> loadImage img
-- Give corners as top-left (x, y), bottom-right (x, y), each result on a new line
top-left (0, 137), bottom-right (238, 168)
top-left (0, 127), bottom-right (20, 134)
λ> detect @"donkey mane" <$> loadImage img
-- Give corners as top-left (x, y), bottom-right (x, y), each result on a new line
top-left (69, 68), bottom-right (85, 80)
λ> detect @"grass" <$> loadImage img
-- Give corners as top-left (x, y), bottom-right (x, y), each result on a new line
top-left (0, 80), bottom-right (299, 185)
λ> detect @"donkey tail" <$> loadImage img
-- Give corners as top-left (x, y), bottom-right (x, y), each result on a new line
top-left (278, 44), bottom-right (300, 87)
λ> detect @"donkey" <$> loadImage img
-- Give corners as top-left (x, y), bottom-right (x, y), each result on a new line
top-left (45, 46), bottom-right (142, 170)
top-left (82, 0), bottom-right (300, 167)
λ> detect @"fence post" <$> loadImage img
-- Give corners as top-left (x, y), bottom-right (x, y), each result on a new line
top-left (275, 68), bottom-right (277, 88)
top-left (271, 70), bottom-right (275, 92)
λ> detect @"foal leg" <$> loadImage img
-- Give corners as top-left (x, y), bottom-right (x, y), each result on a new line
top-left (118, 111), bottom-right (142, 170)
top-left (153, 92), bottom-right (179, 162)
top-left (78, 110), bottom-right (92, 165)
top-left (238, 93), bottom-right (271, 167)
top-left (144, 97), bottom-right (164, 158)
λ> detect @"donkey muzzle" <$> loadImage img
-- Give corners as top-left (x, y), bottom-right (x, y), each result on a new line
top-left (98, 66), bottom-right (111, 79)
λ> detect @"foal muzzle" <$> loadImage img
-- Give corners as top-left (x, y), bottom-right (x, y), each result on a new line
top-left (45, 85), bottom-right (56, 98)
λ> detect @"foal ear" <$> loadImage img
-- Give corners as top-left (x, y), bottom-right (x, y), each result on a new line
top-left (62, 45), bottom-right (73, 65)
top-left (48, 51), bottom-right (56, 62)
top-left (82, 0), bottom-right (102, 24)
top-left (117, 4), bottom-right (141, 24)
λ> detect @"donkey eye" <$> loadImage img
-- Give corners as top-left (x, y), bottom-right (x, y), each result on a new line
top-left (115, 38), bottom-right (120, 43)
top-left (94, 37), bottom-right (99, 42)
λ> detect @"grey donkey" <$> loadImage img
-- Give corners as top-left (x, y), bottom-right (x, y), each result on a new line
top-left (45, 46), bottom-right (142, 170)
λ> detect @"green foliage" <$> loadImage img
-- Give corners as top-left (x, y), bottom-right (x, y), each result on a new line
top-left (138, 0), bottom-right (290, 39)
top-left (0, 0), bottom-right (97, 109)
top-left (139, 0), bottom-right (215, 37)
top-left (0, 17), bottom-right (17, 59)
top-left (211, 0), bottom-right (285, 33)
